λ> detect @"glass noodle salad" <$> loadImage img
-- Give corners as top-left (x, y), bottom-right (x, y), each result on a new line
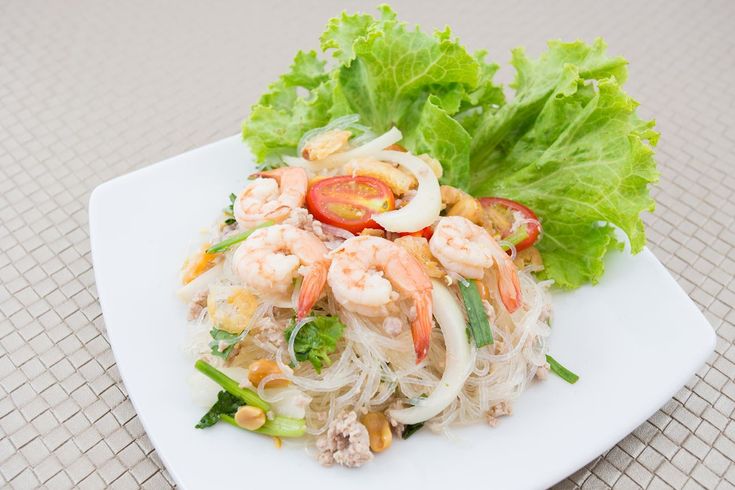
top-left (178, 5), bottom-right (657, 468)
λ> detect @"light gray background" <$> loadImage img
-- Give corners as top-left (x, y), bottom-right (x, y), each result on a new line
top-left (1, 0), bottom-right (734, 488)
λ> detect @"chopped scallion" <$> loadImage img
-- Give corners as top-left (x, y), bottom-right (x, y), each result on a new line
top-left (546, 354), bottom-right (579, 384)
top-left (458, 280), bottom-right (494, 347)
top-left (206, 221), bottom-right (273, 254)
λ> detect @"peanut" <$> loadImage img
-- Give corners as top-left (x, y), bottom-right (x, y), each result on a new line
top-left (234, 405), bottom-right (266, 431)
top-left (247, 359), bottom-right (290, 388)
top-left (360, 412), bottom-right (392, 453)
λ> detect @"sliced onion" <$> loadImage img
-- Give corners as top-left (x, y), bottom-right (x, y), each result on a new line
top-left (388, 280), bottom-right (476, 425)
top-left (283, 127), bottom-right (403, 169)
top-left (176, 264), bottom-right (222, 303)
top-left (370, 150), bottom-right (441, 232)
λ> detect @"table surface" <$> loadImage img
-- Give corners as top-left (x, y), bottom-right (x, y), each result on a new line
top-left (1, 1), bottom-right (734, 488)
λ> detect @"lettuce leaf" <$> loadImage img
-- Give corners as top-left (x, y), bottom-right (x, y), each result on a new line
top-left (242, 51), bottom-right (334, 165)
top-left (469, 40), bottom-right (658, 287)
top-left (241, 8), bottom-right (658, 289)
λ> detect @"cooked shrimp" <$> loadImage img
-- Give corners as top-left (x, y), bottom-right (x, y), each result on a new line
top-left (234, 167), bottom-right (308, 228)
top-left (429, 216), bottom-right (522, 312)
top-left (328, 236), bottom-right (433, 362)
top-left (233, 224), bottom-right (329, 319)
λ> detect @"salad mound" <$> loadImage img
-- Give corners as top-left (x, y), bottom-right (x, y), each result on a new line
top-left (243, 5), bottom-right (658, 288)
top-left (179, 4), bottom-right (656, 469)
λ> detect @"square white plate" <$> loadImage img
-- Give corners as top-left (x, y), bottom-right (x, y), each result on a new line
top-left (89, 135), bottom-right (715, 490)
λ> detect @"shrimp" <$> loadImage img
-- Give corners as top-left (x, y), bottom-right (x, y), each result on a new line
top-left (232, 224), bottom-right (329, 319)
top-left (328, 236), bottom-right (433, 362)
top-left (429, 216), bottom-right (522, 313)
top-left (234, 167), bottom-right (308, 228)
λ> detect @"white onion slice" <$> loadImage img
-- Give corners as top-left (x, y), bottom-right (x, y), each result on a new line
top-left (370, 150), bottom-right (441, 232)
top-left (176, 264), bottom-right (222, 303)
top-left (282, 127), bottom-right (403, 169)
top-left (388, 280), bottom-right (476, 425)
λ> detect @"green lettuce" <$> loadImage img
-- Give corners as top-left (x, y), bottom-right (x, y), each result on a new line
top-left (241, 6), bottom-right (658, 289)
top-left (468, 40), bottom-right (658, 287)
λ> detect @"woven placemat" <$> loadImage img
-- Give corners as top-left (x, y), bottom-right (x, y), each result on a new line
top-left (1, 1), bottom-right (733, 488)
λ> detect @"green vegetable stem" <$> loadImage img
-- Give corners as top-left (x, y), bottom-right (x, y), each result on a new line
top-left (220, 414), bottom-right (306, 438)
top-left (206, 221), bottom-right (273, 254)
top-left (194, 359), bottom-right (270, 411)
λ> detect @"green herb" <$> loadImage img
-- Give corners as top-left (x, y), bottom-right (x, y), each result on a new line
top-left (206, 221), bottom-right (273, 254)
top-left (220, 414), bottom-right (306, 438)
top-left (402, 422), bottom-right (424, 439)
top-left (196, 390), bottom-right (242, 429)
top-left (241, 6), bottom-right (658, 290)
top-left (208, 328), bottom-right (239, 359)
top-left (546, 354), bottom-right (579, 384)
top-left (284, 315), bottom-right (345, 373)
top-left (194, 359), bottom-right (270, 411)
top-left (458, 280), bottom-right (493, 347)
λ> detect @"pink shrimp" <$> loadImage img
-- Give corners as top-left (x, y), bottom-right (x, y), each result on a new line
top-left (234, 167), bottom-right (308, 228)
top-left (328, 236), bottom-right (433, 363)
top-left (429, 216), bottom-right (522, 312)
top-left (232, 224), bottom-right (329, 319)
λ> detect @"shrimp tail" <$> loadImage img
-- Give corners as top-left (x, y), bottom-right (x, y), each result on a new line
top-left (410, 289), bottom-right (433, 363)
top-left (496, 259), bottom-right (522, 313)
top-left (297, 261), bottom-right (328, 320)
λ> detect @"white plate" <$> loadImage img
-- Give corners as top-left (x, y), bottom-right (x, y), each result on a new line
top-left (89, 136), bottom-right (715, 490)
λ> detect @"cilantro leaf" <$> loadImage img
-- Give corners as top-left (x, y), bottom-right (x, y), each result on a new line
top-left (284, 315), bottom-right (345, 373)
top-left (208, 328), bottom-right (239, 359)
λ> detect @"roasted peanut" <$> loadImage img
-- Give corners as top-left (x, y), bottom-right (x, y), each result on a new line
top-left (247, 359), bottom-right (290, 388)
top-left (513, 247), bottom-right (543, 269)
top-left (342, 158), bottom-right (417, 195)
top-left (440, 185), bottom-right (482, 224)
top-left (301, 129), bottom-right (351, 160)
top-left (360, 412), bottom-right (392, 453)
top-left (234, 405), bottom-right (266, 431)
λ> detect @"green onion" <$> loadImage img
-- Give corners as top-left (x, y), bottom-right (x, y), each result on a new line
top-left (194, 360), bottom-right (270, 411)
top-left (500, 225), bottom-right (529, 251)
top-left (206, 221), bottom-right (273, 254)
top-left (402, 422), bottom-right (424, 439)
top-left (546, 354), bottom-right (579, 384)
top-left (220, 414), bottom-right (306, 438)
top-left (458, 280), bottom-right (494, 347)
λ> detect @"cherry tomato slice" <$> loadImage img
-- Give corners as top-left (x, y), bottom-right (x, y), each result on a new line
top-left (306, 176), bottom-right (395, 234)
top-left (478, 197), bottom-right (540, 252)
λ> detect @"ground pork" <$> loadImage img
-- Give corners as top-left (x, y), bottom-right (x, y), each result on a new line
top-left (386, 399), bottom-right (405, 436)
top-left (536, 362), bottom-right (550, 380)
top-left (486, 401), bottom-right (512, 428)
top-left (253, 317), bottom-right (285, 348)
top-left (316, 411), bottom-right (373, 468)
top-left (382, 316), bottom-right (403, 337)
top-left (187, 289), bottom-right (208, 320)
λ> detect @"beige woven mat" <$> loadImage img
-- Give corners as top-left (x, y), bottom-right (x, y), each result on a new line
top-left (1, 0), bottom-right (733, 488)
